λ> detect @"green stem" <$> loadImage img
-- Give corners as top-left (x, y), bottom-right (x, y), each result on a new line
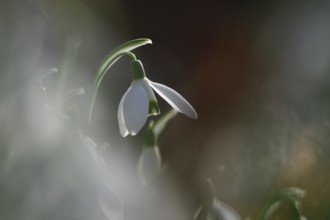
top-left (85, 38), bottom-right (152, 133)
top-left (144, 109), bottom-right (178, 148)
top-left (122, 52), bottom-right (137, 61)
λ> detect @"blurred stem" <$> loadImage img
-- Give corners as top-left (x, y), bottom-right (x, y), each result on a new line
top-left (144, 109), bottom-right (178, 148)
top-left (55, 35), bottom-right (81, 110)
top-left (85, 38), bottom-right (152, 134)
top-left (206, 178), bottom-right (217, 198)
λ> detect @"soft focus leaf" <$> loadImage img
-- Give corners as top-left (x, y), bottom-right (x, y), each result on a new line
top-left (7, 68), bottom-right (58, 113)
top-left (137, 146), bottom-right (161, 185)
top-left (258, 187), bottom-right (305, 220)
top-left (98, 184), bottom-right (124, 220)
top-left (195, 199), bottom-right (241, 220)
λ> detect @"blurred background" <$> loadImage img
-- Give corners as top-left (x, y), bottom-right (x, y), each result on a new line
top-left (1, 0), bottom-right (330, 219)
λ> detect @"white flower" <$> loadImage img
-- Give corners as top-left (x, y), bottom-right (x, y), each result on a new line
top-left (117, 60), bottom-right (197, 137)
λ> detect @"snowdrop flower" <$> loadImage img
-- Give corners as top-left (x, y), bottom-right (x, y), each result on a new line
top-left (118, 60), bottom-right (197, 137)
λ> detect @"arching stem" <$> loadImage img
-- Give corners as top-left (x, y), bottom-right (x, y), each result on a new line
top-left (85, 38), bottom-right (152, 134)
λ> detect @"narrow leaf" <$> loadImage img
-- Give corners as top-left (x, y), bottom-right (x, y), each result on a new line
top-left (257, 187), bottom-right (305, 220)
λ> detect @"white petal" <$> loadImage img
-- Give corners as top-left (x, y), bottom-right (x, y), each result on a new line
top-left (140, 78), bottom-right (158, 102)
top-left (122, 81), bottom-right (149, 135)
top-left (148, 80), bottom-right (198, 119)
top-left (140, 78), bottom-right (160, 115)
top-left (118, 88), bottom-right (130, 137)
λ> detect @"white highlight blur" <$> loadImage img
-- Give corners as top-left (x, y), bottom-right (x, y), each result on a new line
top-left (0, 1), bottom-right (190, 219)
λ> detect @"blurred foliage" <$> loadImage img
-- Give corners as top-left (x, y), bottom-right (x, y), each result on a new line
top-left (1, 0), bottom-right (330, 219)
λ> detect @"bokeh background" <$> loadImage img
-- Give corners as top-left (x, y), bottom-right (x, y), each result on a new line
top-left (1, 0), bottom-right (330, 219)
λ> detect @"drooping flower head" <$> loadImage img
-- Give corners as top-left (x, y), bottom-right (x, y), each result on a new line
top-left (118, 60), bottom-right (197, 137)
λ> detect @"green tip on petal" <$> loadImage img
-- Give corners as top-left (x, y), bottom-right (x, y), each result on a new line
top-left (148, 100), bottom-right (160, 115)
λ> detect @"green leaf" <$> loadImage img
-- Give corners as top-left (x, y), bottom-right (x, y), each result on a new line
top-left (257, 187), bottom-right (305, 220)
top-left (87, 38), bottom-right (152, 131)
top-left (137, 146), bottom-right (161, 185)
